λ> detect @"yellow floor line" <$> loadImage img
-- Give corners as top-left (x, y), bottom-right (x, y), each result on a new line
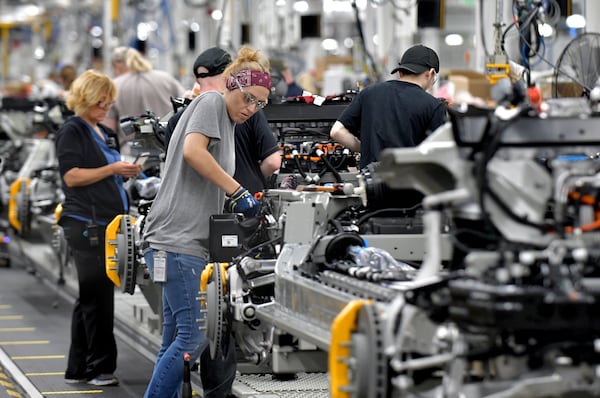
top-left (25, 371), bottom-right (63, 377)
top-left (0, 379), bottom-right (14, 387)
top-left (41, 390), bottom-right (103, 395)
top-left (11, 355), bottom-right (64, 360)
top-left (7, 390), bottom-right (23, 397)
top-left (0, 340), bottom-right (49, 345)
top-left (0, 316), bottom-right (23, 320)
top-left (0, 305), bottom-right (12, 309)
top-left (0, 328), bottom-right (35, 332)
top-left (0, 345), bottom-right (42, 398)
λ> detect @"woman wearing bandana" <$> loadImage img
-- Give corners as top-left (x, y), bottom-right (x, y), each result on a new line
top-left (141, 46), bottom-right (272, 398)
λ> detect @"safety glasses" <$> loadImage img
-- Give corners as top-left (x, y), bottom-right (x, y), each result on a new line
top-left (233, 76), bottom-right (268, 109)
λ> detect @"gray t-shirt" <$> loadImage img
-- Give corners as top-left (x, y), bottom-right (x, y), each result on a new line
top-left (143, 91), bottom-right (235, 258)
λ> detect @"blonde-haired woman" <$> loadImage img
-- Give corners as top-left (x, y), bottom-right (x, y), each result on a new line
top-left (104, 47), bottom-right (185, 148)
top-left (142, 46), bottom-right (271, 398)
top-left (110, 46), bottom-right (129, 77)
top-left (56, 69), bottom-right (142, 387)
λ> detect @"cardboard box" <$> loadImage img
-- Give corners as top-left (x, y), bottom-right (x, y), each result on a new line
top-left (540, 81), bottom-right (584, 99)
top-left (314, 55), bottom-right (353, 82)
top-left (447, 69), bottom-right (491, 100)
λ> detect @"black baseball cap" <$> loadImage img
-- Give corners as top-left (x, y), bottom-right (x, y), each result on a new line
top-left (391, 44), bottom-right (439, 75)
top-left (193, 47), bottom-right (232, 78)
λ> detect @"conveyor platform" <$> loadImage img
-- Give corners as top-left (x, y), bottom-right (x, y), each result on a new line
top-left (1, 223), bottom-right (331, 397)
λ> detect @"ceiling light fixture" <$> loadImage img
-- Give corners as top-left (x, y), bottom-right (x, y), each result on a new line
top-left (445, 33), bottom-right (464, 46)
top-left (566, 14), bottom-right (586, 29)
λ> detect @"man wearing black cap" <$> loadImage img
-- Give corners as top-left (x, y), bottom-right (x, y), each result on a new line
top-left (164, 47), bottom-right (281, 195)
top-left (330, 44), bottom-right (447, 169)
top-left (192, 46), bottom-right (232, 79)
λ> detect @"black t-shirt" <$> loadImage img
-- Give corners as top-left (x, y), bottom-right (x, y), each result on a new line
top-left (234, 110), bottom-right (279, 195)
top-left (337, 80), bottom-right (447, 168)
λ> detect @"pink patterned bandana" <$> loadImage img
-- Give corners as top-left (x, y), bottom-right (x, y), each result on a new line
top-left (226, 69), bottom-right (272, 91)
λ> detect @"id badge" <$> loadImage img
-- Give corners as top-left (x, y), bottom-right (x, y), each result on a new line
top-left (153, 250), bottom-right (167, 282)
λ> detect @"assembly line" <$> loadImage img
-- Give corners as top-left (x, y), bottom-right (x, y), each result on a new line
top-left (2, 0), bottom-right (600, 397)
top-left (4, 72), bottom-right (600, 398)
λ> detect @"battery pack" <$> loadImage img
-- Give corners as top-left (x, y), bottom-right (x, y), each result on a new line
top-left (209, 213), bottom-right (246, 262)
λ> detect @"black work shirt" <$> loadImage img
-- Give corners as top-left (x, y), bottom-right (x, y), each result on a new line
top-left (56, 116), bottom-right (127, 225)
top-left (234, 110), bottom-right (279, 195)
top-left (337, 80), bottom-right (447, 168)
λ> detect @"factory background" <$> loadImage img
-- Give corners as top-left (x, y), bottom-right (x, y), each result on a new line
top-left (0, 0), bottom-right (595, 97)
top-left (2, 1), bottom-right (600, 398)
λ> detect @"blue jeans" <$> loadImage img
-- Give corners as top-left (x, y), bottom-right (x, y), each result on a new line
top-left (143, 249), bottom-right (236, 398)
